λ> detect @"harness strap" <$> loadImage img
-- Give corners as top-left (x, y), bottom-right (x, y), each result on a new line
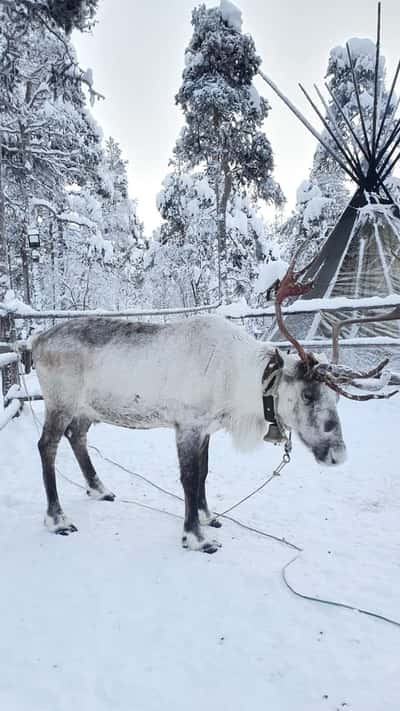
top-left (262, 355), bottom-right (291, 447)
top-left (263, 393), bottom-right (276, 423)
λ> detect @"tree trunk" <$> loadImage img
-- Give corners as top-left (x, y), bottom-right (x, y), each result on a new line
top-left (57, 220), bottom-right (65, 308)
top-left (215, 160), bottom-right (232, 301)
top-left (17, 80), bottom-right (34, 306)
top-left (0, 135), bottom-right (10, 303)
top-left (50, 221), bottom-right (57, 311)
top-left (20, 237), bottom-right (31, 305)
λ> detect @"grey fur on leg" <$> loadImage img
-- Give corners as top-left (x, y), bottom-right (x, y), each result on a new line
top-left (65, 417), bottom-right (115, 501)
top-left (176, 427), bottom-right (221, 554)
top-left (198, 435), bottom-right (222, 529)
top-left (38, 409), bottom-right (78, 535)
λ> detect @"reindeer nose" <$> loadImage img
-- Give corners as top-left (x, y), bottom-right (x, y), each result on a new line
top-left (329, 444), bottom-right (347, 465)
top-left (313, 442), bottom-right (346, 466)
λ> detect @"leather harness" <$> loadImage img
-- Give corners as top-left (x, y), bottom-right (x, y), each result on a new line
top-left (262, 357), bottom-right (289, 445)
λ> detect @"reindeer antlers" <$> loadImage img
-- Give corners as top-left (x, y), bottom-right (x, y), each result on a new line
top-left (312, 361), bottom-right (397, 401)
top-left (274, 246), bottom-right (316, 364)
top-left (274, 249), bottom-right (398, 402)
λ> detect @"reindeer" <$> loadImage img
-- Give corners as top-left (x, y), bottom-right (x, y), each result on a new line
top-left (32, 259), bottom-right (395, 553)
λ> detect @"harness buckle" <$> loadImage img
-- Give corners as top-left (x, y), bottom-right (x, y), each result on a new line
top-left (263, 423), bottom-right (287, 445)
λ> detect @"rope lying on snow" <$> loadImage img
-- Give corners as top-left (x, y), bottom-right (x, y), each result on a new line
top-left (20, 378), bottom-right (400, 630)
top-left (89, 445), bottom-right (400, 629)
top-left (89, 444), bottom-right (302, 552)
top-left (282, 556), bottom-right (400, 628)
top-left (57, 468), bottom-right (182, 521)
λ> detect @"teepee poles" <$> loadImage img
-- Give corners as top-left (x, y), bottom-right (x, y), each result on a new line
top-left (298, 82), bottom-right (361, 181)
top-left (259, 3), bottom-right (400, 203)
top-left (258, 70), bottom-right (359, 183)
top-left (377, 114), bottom-right (400, 173)
top-left (324, 82), bottom-right (370, 164)
top-left (380, 143), bottom-right (400, 183)
top-left (314, 84), bottom-right (364, 178)
top-left (346, 42), bottom-right (373, 162)
top-left (374, 60), bottom-right (400, 156)
top-left (371, 2), bottom-right (382, 157)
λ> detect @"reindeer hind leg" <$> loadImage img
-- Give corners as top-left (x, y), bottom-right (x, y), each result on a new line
top-left (38, 409), bottom-right (78, 535)
top-left (65, 417), bottom-right (115, 501)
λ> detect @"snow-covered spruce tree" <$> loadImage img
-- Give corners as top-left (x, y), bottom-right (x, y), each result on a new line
top-left (145, 167), bottom-right (277, 308)
top-left (174, 0), bottom-right (283, 301)
top-left (100, 138), bottom-right (146, 307)
top-left (278, 180), bottom-right (333, 266)
top-left (145, 171), bottom-right (217, 308)
top-left (60, 137), bottom-right (146, 311)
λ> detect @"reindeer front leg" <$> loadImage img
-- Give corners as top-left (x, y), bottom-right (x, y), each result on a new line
top-left (198, 435), bottom-right (222, 529)
top-left (176, 427), bottom-right (221, 554)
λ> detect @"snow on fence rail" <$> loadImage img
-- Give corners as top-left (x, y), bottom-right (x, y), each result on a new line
top-left (0, 301), bottom-right (222, 320)
top-left (272, 336), bottom-right (400, 349)
top-left (219, 294), bottom-right (400, 319)
top-left (2, 294), bottom-right (400, 320)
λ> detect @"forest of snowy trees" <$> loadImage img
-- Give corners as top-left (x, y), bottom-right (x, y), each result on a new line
top-left (1, 0), bottom-right (396, 314)
top-left (0, 0), bottom-right (287, 313)
top-left (0, 0), bottom-right (145, 312)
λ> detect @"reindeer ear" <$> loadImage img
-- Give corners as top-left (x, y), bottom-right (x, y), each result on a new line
top-left (262, 348), bottom-right (284, 387)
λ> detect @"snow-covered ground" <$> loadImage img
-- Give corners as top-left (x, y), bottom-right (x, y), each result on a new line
top-left (1, 395), bottom-right (399, 711)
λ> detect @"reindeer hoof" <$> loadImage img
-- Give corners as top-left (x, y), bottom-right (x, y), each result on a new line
top-left (202, 542), bottom-right (219, 554)
top-left (101, 492), bottom-right (116, 502)
top-left (56, 524), bottom-right (78, 536)
top-left (208, 518), bottom-right (222, 528)
top-left (86, 488), bottom-right (115, 502)
top-left (45, 514), bottom-right (78, 535)
top-left (182, 532), bottom-right (221, 553)
top-left (199, 511), bottom-right (222, 528)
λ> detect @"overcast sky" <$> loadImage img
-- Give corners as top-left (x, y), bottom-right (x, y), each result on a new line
top-left (74, 0), bottom-right (400, 233)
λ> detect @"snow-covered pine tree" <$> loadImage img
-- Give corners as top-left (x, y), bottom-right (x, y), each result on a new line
top-left (145, 167), bottom-right (276, 308)
top-left (60, 137), bottom-right (145, 311)
top-left (174, 0), bottom-right (283, 300)
top-left (315, 38), bottom-right (388, 179)
top-left (226, 191), bottom-right (279, 302)
top-left (145, 171), bottom-right (217, 308)
top-left (278, 179), bottom-right (333, 265)
top-left (100, 138), bottom-right (146, 307)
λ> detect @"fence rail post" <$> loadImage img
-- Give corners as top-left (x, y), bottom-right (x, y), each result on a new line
top-left (0, 313), bottom-right (20, 402)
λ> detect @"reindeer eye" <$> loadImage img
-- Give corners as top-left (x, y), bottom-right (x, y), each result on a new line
top-left (302, 389), bottom-right (314, 405)
top-left (324, 419), bottom-right (336, 433)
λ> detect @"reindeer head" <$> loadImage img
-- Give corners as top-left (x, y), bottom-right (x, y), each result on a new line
top-left (267, 249), bottom-right (397, 466)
